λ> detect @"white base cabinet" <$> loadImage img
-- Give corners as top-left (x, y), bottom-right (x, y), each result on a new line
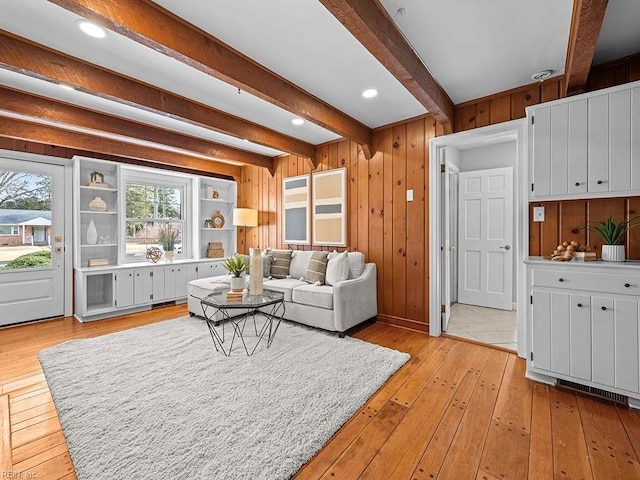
top-left (75, 260), bottom-right (227, 322)
top-left (526, 257), bottom-right (640, 404)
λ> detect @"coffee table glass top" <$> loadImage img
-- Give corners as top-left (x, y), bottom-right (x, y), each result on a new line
top-left (201, 289), bottom-right (284, 309)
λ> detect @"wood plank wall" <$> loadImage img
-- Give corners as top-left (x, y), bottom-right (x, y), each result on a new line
top-left (586, 52), bottom-right (640, 92)
top-left (239, 117), bottom-right (443, 331)
top-left (529, 198), bottom-right (640, 260)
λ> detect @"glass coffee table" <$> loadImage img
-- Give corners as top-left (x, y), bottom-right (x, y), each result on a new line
top-left (200, 289), bottom-right (285, 356)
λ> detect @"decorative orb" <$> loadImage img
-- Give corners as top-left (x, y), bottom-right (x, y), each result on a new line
top-left (146, 247), bottom-right (162, 263)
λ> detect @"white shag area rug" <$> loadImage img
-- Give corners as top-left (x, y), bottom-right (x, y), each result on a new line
top-left (39, 316), bottom-right (409, 479)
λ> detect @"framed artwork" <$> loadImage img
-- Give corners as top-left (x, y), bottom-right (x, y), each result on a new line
top-left (312, 168), bottom-right (347, 247)
top-left (283, 174), bottom-right (311, 245)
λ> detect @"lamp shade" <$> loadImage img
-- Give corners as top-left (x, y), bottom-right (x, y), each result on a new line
top-left (232, 208), bottom-right (258, 227)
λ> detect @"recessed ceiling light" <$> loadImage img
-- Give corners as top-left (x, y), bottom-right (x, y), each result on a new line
top-left (292, 118), bottom-right (305, 126)
top-left (532, 70), bottom-right (553, 82)
top-left (77, 20), bottom-right (107, 39)
top-left (362, 88), bottom-right (378, 98)
top-left (58, 83), bottom-right (75, 91)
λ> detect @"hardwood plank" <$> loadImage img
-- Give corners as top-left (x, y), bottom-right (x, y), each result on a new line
top-left (587, 198), bottom-right (626, 257)
top-left (12, 431), bottom-right (66, 465)
top-left (360, 343), bottom-right (490, 480)
top-left (616, 406), bottom-right (640, 461)
top-left (13, 441), bottom-right (69, 473)
top-left (0, 395), bottom-right (11, 472)
top-left (478, 356), bottom-right (532, 480)
top-left (436, 349), bottom-right (509, 480)
top-left (382, 126), bottom-right (394, 316)
top-left (455, 104), bottom-right (477, 132)
top-left (540, 202), bottom-right (560, 257)
top-left (16, 451), bottom-right (74, 479)
top-left (7, 384), bottom-right (48, 403)
top-left (559, 200), bottom-right (588, 247)
top-left (511, 87), bottom-right (541, 120)
top-left (10, 401), bottom-right (56, 426)
top-left (356, 143), bottom-right (369, 257)
top-left (549, 388), bottom-right (592, 480)
top-left (475, 101), bottom-right (490, 128)
top-left (317, 400), bottom-right (408, 480)
top-left (528, 383), bottom-right (554, 479)
top-left (12, 417), bottom-right (62, 449)
top-left (529, 203), bottom-right (542, 256)
top-left (577, 395), bottom-right (640, 479)
top-left (628, 198), bottom-right (640, 260)
top-left (489, 96), bottom-right (512, 125)
top-left (0, 374), bottom-right (46, 397)
top-left (11, 410), bottom-right (59, 433)
top-left (391, 124), bottom-right (407, 319)
top-left (11, 392), bottom-right (53, 416)
top-left (368, 135), bottom-right (385, 315)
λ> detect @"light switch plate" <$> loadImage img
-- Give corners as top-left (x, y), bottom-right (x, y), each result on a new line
top-left (406, 189), bottom-right (414, 202)
top-left (533, 206), bottom-right (545, 222)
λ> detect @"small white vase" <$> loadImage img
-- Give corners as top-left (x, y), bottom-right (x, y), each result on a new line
top-left (249, 247), bottom-right (263, 295)
top-left (601, 244), bottom-right (625, 262)
top-left (164, 250), bottom-right (174, 262)
top-left (86, 219), bottom-right (97, 245)
top-left (89, 196), bottom-right (107, 211)
top-left (230, 276), bottom-right (245, 292)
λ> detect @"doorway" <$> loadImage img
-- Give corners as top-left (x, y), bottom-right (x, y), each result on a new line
top-left (429, 120), bottom-right (528, 358)
top-left (0, 152), bottom-right (71, 326)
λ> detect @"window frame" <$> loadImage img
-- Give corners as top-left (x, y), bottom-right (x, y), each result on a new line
top-left (0, 225), bottom-right (19, 236)
top-left (120, 167), bottom-right (194, 263)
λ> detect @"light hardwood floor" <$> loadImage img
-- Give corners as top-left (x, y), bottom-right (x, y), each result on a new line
top-left (2, 306), bottom-right (640, 479)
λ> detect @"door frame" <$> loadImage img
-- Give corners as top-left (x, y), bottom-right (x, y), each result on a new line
top-left (428, 119), bottom-right (528, 358)
top-left (0, 148), bottom-right (73, 319)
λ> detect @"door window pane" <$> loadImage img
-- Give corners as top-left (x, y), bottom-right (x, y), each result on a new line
top-left (0, 170), bottom-right (52, 270)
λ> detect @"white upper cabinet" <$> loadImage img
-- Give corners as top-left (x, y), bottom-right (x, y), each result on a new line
top-left (528, 80), bottom-right (640, 200)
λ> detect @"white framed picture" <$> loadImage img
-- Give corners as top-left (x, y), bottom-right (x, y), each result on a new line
top-left (312, 168), bottom-right (347, 247)
top-left (283, 174), bottom-right (311, 245)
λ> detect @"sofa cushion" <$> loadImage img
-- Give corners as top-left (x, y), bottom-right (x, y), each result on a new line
top-left (267, 249), bottom-right (292, 279)
top-left (188, 276), bottom-right (232, 300)
top-left (291, 284), bottom-right (334, 310)
top-left (289, 250), bottom-right (314, 279)
top-left (347, 252), bottom-right (365, 279)
top-left (263, 278), bottom-right (307, 302)
top-left (325, 251), bottom-right (350, 285)
top-left (305, 251), bottom-right (329, 284)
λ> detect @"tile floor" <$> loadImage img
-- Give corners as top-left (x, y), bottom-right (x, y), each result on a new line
top-left (445, 303), bottom-right (517, 351)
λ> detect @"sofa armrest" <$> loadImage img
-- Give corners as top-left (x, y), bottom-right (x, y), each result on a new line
top-left (333, 263), bottom-right (377, 332)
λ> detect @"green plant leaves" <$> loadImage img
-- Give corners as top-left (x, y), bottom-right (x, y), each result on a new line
top-left (578, 215), bottom-right (640, 245)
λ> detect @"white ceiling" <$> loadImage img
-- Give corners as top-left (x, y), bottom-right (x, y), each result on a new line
top-left (0, 0), bottom-right (638, 163)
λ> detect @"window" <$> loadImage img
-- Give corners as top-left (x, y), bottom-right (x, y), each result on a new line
top-left (123, 169), bottom-right (191, 260)
top-left (0, 225), bottom-right (19, 235)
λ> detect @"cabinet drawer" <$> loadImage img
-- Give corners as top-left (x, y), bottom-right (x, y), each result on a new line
top-left (532, 269), bottom-right (640, 295)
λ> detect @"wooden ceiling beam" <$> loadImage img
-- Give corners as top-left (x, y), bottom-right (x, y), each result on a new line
top-left (564, 0), bottom-right (609, 96)
top-left (320, 0), bottom-right (454, 133)
top-left (0, 116), bottom-right (242, 180)
top-left (0, 87), bottom-right (273, 172)
top-left (45, 0), bottom-right (373, 152)
top-left (0, 32), bottom-right (316, 159)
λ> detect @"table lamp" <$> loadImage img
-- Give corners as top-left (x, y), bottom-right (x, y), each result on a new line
top-left (232, 208), bottom-right (258, 254)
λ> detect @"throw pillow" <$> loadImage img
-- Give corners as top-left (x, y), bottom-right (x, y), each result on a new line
top-left (305, 251), bottom-right (329, 284)
top-left (325, 250), bottom-right (349, 286)
top-left (261, 250), bottom-right (273, 278)
top-left (268, 249), bottom-right (293, 279)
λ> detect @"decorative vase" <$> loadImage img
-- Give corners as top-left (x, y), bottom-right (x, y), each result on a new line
top-left (601, 244), bottom-right (625, 262)
top-left (86, 219), bottom-right (97, 245)
top-left (89, 196), bottom-right (107, 211)
top-left (230, 276), bottom-right (244, 292)
top-left (249, 247), bottom-right (263, 295)
top-left (164, 250), bottom-right (175, 262)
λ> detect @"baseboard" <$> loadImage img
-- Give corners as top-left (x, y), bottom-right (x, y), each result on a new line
top-left (376, 314), bottom-right (429, 333)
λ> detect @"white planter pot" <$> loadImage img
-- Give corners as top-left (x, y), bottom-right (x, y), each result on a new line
top-left (230, 276), bottom-right (245, 292)
top-left (601, 244), bottom-right (625, 262)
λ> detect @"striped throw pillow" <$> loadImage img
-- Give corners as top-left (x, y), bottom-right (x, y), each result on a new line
top-left (268, 249), bottom-right (293, 279)
top-left (305, 251), bottom-right (329, 284)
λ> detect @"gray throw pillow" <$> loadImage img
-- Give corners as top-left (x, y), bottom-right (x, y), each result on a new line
top-left (268, 249), bottom-right (293, 279)
top-left (305, 251), bottom-right (329, 284)
top-left (325, 250), bottom-right (349, 285)
top-left (261, 250), bottom-right (273, 277)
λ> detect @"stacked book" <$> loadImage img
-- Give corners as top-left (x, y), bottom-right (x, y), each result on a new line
top-left (226, 289), bottom-right (248, 302)
top-left (88, 258), bottom-right (109, 267)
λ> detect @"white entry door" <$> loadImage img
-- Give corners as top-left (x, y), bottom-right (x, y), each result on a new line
top-left (458, 167), bottom-right (513, 310)
top-left (0, 158), bottom-right (65, 326)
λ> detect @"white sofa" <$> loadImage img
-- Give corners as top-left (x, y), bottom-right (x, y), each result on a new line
top-left (188, 250), bottom-right (377, 335)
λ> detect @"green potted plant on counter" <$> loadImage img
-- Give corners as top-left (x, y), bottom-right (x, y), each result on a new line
top-left (580, 215), bottom-right (640, 262)
top-left (158, 223), bottom-right (179, 262)
top-left (222, 255), bottom-right (249, 291)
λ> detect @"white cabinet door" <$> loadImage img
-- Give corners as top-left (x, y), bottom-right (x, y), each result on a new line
top-left (198, 261), bottom-right (223, 279)
top-left (567, 100), bottom-right (588, 194)
top-left (550, 292), bottom-right (570, 375)
top-left (614, 300), bottom-right (639, 393)
top-left (115, 270), bottom-right (134, 309)
top-left (632, 87), bottom-right (640, 191)
top-left (185, 264), bottom-right (199, 285)
top-left (531, 289), bottom-right (552, 372)
top-left (592, 296), bottom-right (615, 386)
top-left (165, 266), bottom-right (177, 299)
top-left (531, 107), bottom-right (551, 197)
top-left (174, 266), bottom-right (188, 299)
top-left (134, 269), bottom-right (152, 305)
top-left (550, 104), bottom-right (569, 196)
top-left (588, 94), bottom-right (609, 193)
top-left (570, 295), bottom-right (591, 381)
top-left (152, 267), bottom-right (165, 303)
top-left (609, 89), bottom-right (632, 192)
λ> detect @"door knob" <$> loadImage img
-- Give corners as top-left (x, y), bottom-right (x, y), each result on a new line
top-left (499, 245), bottom-right (511, 250)
top-left (449, 246), bottom-right (456, 251)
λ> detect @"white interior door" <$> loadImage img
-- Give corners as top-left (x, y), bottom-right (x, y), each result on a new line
top-left (458, 167), bottom-right (513, 310)
top-left (0, 159), bottom-right (65, 325)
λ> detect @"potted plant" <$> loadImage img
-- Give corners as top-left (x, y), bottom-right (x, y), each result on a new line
top-left (579, 215), bottom-right (640, 262)
top-left (158, 223), bottom-right (179, 262)
top-left (222, 255), bottom-right (249, 291)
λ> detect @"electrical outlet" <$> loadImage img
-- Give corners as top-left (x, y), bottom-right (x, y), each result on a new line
top-left (533, 206), bottom-right (545, 222)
